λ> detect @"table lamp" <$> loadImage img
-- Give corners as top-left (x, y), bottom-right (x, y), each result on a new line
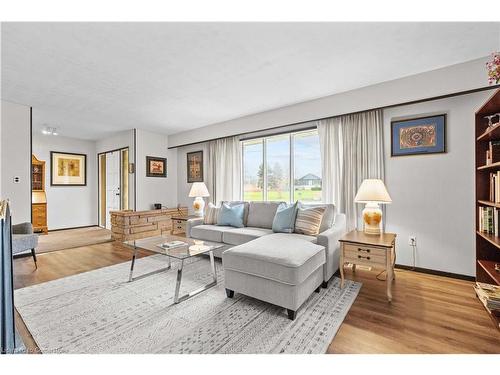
top-left (188, 182), bottom-right (210, 217)
top-left (354, 179), bottom-right (392, 235)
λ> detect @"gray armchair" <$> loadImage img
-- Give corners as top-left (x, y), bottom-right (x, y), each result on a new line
top-left (12, 222), bottom-right (38, 267)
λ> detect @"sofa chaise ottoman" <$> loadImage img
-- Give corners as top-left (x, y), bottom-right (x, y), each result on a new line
top-left (223, 233), bottom-right (325, 320)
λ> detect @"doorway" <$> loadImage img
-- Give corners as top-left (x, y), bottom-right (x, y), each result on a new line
top-left (98, 148), bottom-right (129, 229)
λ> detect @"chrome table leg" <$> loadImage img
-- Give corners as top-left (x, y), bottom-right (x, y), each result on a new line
top-left (209, 250), bottom-right (217, 283)
top-left (173, 251), bottom-right (218, 304)
top-left (174, 260), bottom-right (184, 303)
top-left (128, 250), bottom-right (172, 282)
top-left (128, 247), bottom-right (138, 282)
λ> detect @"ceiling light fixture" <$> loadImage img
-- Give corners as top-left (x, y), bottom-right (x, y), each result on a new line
top-left (42, 126), bottom-right (59, 136)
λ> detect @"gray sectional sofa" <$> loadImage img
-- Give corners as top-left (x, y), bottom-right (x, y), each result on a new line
top-left (187, 201), bottom-right (347, 320)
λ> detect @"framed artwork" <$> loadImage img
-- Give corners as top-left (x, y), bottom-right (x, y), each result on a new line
top-left (50, 151), bottom-right (87, 186)
top-left (187, 151), bottom-right (203, 183)
top-left (391, 114), bottom-right (446, 156)
top-left (146, 156), bottom-right (167, 177)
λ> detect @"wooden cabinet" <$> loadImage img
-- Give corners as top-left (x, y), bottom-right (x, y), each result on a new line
top-left (32, 155), bottom-right (48, 234)
top-left (170, 215), bottom-right (199, 235)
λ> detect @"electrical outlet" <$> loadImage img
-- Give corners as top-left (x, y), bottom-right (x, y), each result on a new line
top-left (409, 235), bottom-right (417, 246)
top-left (13, 176), bottom-right (20, 183)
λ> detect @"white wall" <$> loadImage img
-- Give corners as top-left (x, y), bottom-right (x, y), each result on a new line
top-left (1, 100), bottom-right (31, 224)
top-left (96, 129), bottom-right (135, 210)
top-left (176, 142), bottom-right (209, 214)
top-left (383, 90), bottom-right (492, 277)
top-left (169, 57), bottom-right (490, 147)
top-left (135, 129), bottom-right (178, 210)
top-left (32, 133), bottom-right (97, 229)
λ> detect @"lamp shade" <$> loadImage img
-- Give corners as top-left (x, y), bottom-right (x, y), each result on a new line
top-left (354, 179), bottom-right (392, 204)
top-left (188, 182), bottom-right (210, 197)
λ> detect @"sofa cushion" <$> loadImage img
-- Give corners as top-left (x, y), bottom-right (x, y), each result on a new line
top-left (294, 206), bottom-right (326, 235)
top-left (284, 233), bottom-right (317, 243)
top-left (217, 203), bottom-right (245, 228)
top-left (223, 226), bottom-right (274, 246)
top-left (222, 233), bottom-right (325, 285)
top-left (204, 203), bottom-right (220, 225)
top-left (299, 203), bottom-right (335, 233)
top-left (221, 201), bottom-right (250, 226)
top-left (246, 201), bottom-right (283, 229)
top-left (272, 202), bottom-right (298, 233)
top-left (190, 225), bottom-right (234, 243)
top-left (12, 234), bottom-right (38, 255)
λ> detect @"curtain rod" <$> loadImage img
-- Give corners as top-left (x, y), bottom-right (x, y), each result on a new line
top-left (168, 84), bottom-right (499, 149)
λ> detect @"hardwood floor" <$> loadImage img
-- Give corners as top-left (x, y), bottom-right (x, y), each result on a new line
top-left (13, 242), bottom-right (500, 354)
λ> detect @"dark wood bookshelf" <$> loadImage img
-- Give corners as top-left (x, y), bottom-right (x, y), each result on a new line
top-left (477, 161), bottom-right (500, 170)
top-left (478, 260), bottom-right (500, 285)
top-left (477, 200), bottom-right (499, 208)
top-left (477, 121), bottom-right (500, 141)
top-left (475, 88), bottom-right (500, 330)
top-left (476, 231), bottom-right (500, 250)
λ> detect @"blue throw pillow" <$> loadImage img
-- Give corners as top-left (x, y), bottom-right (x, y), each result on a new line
top-left (272, 202), bottom-right (298, 233)
top-left (217, 203), bottom-right (245, 228)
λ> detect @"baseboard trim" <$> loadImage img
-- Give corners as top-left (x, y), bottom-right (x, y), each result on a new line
top-left (395, 264), bottom-right (475, 281)
top-left (48, 225), bottom-right (99, 232)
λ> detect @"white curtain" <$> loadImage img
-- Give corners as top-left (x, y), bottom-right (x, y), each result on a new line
top-left (207, 136), bottom-right (241, 204)
top-left (317, 110), bottom-right (385, 231)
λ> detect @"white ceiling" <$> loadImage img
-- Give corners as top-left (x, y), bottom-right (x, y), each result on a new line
top-left (2, 22), bottom-right (499, 140)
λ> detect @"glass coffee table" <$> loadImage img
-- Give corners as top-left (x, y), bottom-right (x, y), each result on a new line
top-left (124, 235), bottom-right (224, 304)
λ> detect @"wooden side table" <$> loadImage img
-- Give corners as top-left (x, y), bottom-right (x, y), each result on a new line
top-left (339, 230), bottom-right (397, 302)
top-left (170, 215), bottom-right (199, 235)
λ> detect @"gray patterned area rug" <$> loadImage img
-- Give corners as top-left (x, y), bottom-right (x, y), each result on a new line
top-left (15, 255), bottom-right (361, 354)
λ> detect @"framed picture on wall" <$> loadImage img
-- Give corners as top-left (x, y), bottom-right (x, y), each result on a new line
top-left (187, 151), bottom-right (203, 183)
top-left (50, 151), bottom-right (87, 186)
top-left (146, 156), bottom-right (167, 177)
top-left (391, 114), bottom-right (446, 156)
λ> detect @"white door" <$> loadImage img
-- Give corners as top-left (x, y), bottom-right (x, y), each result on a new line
top-left (105, 151), bottom-right (121, 229)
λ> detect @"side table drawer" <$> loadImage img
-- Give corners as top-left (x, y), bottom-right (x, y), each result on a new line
top-left (343, 251), bottom-right (386, 266)
top-left (344, 243), bottom-right (386, 257)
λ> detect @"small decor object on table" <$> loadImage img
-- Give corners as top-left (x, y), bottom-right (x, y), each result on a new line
top-left (354, 179), bottom-right (392, 235)
top-left (188, 182), bottom-right (210, 217)
top-left (187, 151), bottom-right (203, 182)
top-left (146, 156), bottom-right (167, 177)
top-left (50, 151), bottom-right (86, 186)
top-left (486, 52), bottom-right (500, 85)
top-left (391, 114), bottom-right (446, 156)
top-left (339, 230), bottom-right (397, 302)
top-left (157, 240), bottom-right (187, 250)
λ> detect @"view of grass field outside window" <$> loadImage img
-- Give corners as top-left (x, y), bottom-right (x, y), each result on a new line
top-left (242, 129), bottom-right (322, 203)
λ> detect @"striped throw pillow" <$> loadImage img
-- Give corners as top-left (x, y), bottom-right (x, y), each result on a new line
top-left (294, 206), bottom-right (326, 235)
top-left (204, 203), bottom-right (220, 225)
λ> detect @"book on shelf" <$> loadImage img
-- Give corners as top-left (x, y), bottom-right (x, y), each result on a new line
top-left (490, 141), bottom-right (500, 164)
top-left (478, 206), bottom-right (498, 235)
top-left (488, 171), bottom-right (500, 203)
top-left (474, 282), bottom-right (500, 311)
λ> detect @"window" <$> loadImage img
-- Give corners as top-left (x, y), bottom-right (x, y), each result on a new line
top-left (293, 130), bottom-right (322, 202)
top-left (241, 129), bottom-right (322, 203)
top-left (242, 139), bottom-right (264, 201)
top-left (266, 134), bottom-right (290, 202)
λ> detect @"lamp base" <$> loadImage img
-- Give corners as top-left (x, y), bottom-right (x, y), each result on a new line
top-left (193, 197), bottom-right (205, 217)
top-left (362, 202), bottom-right (382, 235)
